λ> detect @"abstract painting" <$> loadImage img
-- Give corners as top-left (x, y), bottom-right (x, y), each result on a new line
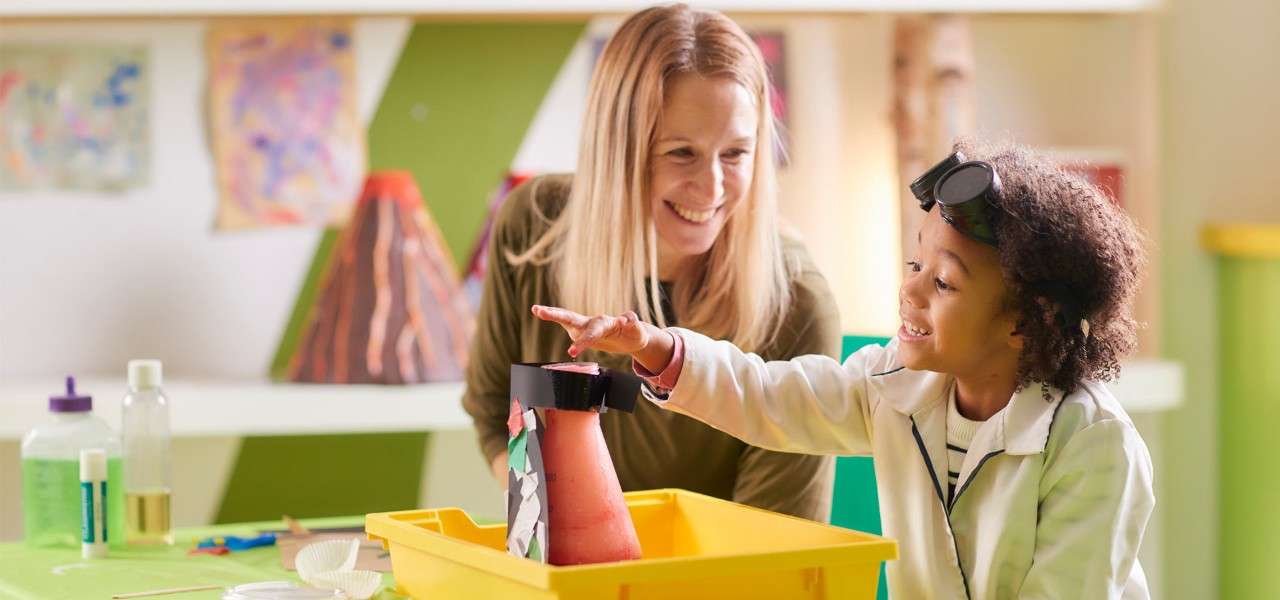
top-left (207, 20), bottom-right (364, 230)
top-left (0, 45), bottom-right (149, 191)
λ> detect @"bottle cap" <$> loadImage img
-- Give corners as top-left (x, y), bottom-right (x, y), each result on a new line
top-left (49, 376), bottom-right (92, 413)
top-left (128, 359), bottom-right (163, 389)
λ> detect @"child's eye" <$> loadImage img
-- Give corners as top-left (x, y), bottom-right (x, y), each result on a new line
top-left (906, 261), bottom-right (922, 272)
top-left (934, 277), bottom-right (952, 291)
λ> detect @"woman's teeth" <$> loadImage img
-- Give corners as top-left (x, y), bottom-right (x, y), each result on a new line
top-left (670, 202), bottom-right (716, 224)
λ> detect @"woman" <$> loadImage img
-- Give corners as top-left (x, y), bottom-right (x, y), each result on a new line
top-left (462, 4), bottom-right (839, 520)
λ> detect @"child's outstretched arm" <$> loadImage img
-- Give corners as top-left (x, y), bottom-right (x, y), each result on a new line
top-left (532, 305), bottom-right (882, 456)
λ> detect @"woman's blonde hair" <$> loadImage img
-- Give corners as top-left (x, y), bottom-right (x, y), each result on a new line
top-left (512, 3), bottom-right (791, 352)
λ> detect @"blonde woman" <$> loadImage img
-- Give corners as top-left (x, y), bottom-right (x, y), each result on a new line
top-left (462, 4), bottom-right (839, 520)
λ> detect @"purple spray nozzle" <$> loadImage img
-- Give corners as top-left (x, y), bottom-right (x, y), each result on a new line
top-left (49, 375), bottom-right (92, 413)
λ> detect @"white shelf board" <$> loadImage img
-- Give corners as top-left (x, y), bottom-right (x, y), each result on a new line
top-left (0, 0), bottom-right (1161, 18)
top-left (1, 359), bottom-right (1179, 440)
top-left (0, 377), bottom-right (471, 440)
top-left (1104, 359), bottom-right (1184, 413)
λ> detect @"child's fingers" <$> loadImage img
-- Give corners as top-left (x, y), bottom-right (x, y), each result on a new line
top-left (566, 315), bottom-right (627, 357)
top-left (576, 316), bottom-right (614, 346)
top-left (531, 304), bottom-right (590, 329)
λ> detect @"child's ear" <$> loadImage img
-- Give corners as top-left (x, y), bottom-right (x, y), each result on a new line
top-left (1008, 327), bottom-right (1024, 351)
top-left (1002, 300), bottom-right (1027, 351)
top-left (1006, 317), bottom-right (1025, 351)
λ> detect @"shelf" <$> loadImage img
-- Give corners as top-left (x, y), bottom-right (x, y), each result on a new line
top-left (2, 358), bottom-right (1181, 441)
top-left (1105, 359), bottom-right (1183, 413)
top-left (0, 0), bottom-right (1160, 18)
top-left (0, 377), bottom-right (471, 440)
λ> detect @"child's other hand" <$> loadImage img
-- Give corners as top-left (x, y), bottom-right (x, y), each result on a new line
top-left (531, 305), bottom-right (651, 358)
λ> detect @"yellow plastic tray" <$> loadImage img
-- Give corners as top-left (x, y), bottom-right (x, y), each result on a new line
top-left (366, 488), bottom-right (897, 600)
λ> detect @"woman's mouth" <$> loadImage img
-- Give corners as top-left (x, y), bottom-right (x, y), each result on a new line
top-left (666, 200), bottom-right (718, 224)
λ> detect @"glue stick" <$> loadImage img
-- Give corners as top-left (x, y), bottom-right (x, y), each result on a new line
top-left (80, 448), bottom-right (108, 558)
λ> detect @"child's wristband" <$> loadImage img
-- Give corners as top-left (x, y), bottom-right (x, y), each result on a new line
top-left (633, 329), bottom-right (685, 391)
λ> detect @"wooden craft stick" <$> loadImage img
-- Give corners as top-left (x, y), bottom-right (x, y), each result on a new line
top-left (111, 584), bottom-right (223, 599)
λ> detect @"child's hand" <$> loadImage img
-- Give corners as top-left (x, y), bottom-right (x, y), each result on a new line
top-left (531, 305), bottom-right (652, 358)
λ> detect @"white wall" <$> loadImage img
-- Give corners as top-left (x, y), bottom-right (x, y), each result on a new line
top-left (760, 14), bottom-right (902, 339)
top-left (0, 18), bottom-right (411, 381)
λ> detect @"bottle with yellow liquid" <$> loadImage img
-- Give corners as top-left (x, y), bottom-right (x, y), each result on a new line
top-left (121, 360), bottom-right (173, 545)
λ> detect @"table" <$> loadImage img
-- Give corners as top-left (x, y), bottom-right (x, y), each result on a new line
top-left (0, 516), bottom-right (404, 600)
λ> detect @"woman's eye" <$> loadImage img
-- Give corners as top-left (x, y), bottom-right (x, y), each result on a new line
top-left (721, 148), bottom-right (748, 161)
top-left (667, 148), bottom-right (694, 159)
top-left (906, 261), bottom-right (922, 272)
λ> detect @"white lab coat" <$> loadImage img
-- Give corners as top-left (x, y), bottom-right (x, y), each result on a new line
top-left (651, 329), bottom-right (1154, 600)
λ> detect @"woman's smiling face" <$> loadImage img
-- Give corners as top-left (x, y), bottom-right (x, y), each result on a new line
top-left (648, 73), bottom-right (758, 274)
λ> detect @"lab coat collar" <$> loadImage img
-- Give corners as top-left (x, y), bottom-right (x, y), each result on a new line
top-left (879, 366), bottom-right (1062, 456)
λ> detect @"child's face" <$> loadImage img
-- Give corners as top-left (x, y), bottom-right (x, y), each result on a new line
top-left (898, 209), bottom-right (1022, 378)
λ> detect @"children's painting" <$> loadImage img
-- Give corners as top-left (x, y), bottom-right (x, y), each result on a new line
top-left (749, 31), bottom-right (790, 164)
top-left (1061, 162), bottom-right (1124, 208)
top-left (1053, 149), bottom-right (1126, 208)
top-left (0, 45), bottom-right (149, 192)
top-left (207, 20), bottom-right (364, 230)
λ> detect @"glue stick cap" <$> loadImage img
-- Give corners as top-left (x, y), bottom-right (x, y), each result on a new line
top-left (80, 448), bottom-right (106, 481)
top-left (128, 360), bottom-right (163, 390)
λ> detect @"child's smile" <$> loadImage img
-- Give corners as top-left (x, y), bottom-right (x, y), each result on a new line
top-left (897, 209), bottom-right (1020, 382)
top-left (899, 317), bottom-right (932, 340)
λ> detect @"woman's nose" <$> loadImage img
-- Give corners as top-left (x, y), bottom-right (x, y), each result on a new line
top-left (691, 159), bottom-right (725, 205)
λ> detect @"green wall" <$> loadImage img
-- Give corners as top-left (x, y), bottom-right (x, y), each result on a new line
top-left (1216, 256), bottom-right (1280, 599)
top-left (270, 22), bottom-right (584, 378)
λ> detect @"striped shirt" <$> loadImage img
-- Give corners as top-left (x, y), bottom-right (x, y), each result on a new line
top-left (946, 386), bottom-right (983, 503)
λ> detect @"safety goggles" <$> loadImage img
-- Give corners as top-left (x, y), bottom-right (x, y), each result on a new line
top-left (910, 151), bottom-right (1003, 247)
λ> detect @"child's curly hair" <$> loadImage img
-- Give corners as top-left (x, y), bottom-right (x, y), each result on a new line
top-left (953, 138), bottom-right (1146, 395)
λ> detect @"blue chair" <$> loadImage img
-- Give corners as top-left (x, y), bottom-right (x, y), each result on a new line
top-left (831, 335), bottom-right (891, 600)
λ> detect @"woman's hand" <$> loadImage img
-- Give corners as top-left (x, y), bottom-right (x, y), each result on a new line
top-left (531, 305), bottom-right (676, 373)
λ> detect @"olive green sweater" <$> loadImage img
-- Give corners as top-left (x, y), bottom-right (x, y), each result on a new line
top-left (462, 174), bottom-right (840, 521)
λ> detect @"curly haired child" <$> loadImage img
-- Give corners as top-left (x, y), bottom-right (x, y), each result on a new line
top-left (534, 138), bottom-right (1154, 599)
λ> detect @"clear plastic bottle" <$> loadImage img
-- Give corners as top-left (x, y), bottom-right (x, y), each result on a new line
top-left (20, 377), bottom-right (126, 548)
top-left (121, 359), bottom-right (173, 545)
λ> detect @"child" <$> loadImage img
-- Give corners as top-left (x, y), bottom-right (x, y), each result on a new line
top-left (532, 139), bottom-right (1154, 599)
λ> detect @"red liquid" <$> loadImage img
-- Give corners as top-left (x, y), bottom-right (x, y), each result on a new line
top-left (540, 408), bottom-right (642, 565)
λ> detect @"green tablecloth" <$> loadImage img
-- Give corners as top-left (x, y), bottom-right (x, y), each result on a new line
top-left (0, 517), bottom-right (404, 600)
